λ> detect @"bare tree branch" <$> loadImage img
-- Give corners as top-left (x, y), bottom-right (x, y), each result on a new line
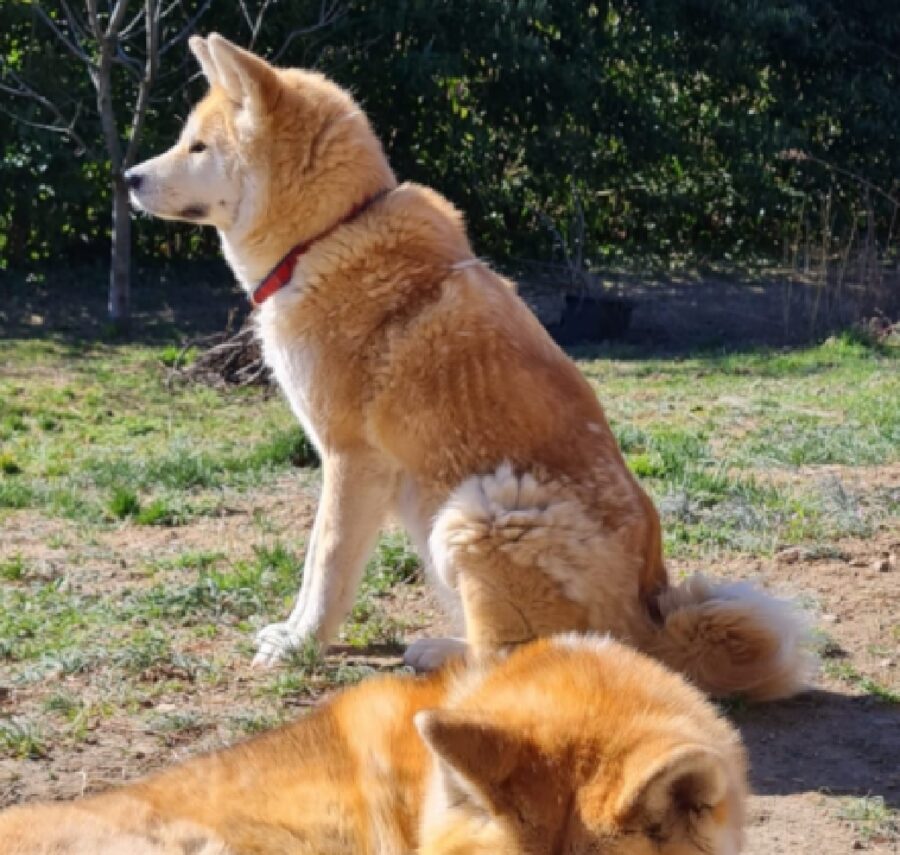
top-left (154, 53), bottom-right (197, 87)
top-left (0, 68), bottom-right (94, 156)
top-left (86, 0), bottom-right (102, 41)
top-left (0, 104), bottom-right (93, 157)
top-left (236, 0), bottom-right (254, 33)
top-left (159, 0), bottom-right (213, 57)
top-left (59, 1), bottom-right (92, 48)
top-left (271, 0), bottom-right (346, 62)
top-left (158, 0), bottom-right (183, 23)
top-left (125, 0), bottom-right (160, 167)
top-left (33, 2), bottom-right (95, 68)
top-left (108, 0), bottom-right (134, 38)
top-left (120, 5), bottom-right (148, 39)
top-left (93, 40), bottom-right (123, 172)
top-left (248, 0), bottom-right (274, 49)
top-left (114, 43), bottom-right (144, 79)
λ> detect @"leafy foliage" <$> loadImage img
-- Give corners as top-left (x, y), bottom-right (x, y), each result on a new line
top-left (2, 1), bottom-right (898, 272)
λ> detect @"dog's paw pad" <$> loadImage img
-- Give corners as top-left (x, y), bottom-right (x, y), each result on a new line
top-left (404, 637), bottom-right (468, 672)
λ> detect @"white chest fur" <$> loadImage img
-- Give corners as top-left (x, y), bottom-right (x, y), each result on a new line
top-left (257, 300), bottom-right (324, 453)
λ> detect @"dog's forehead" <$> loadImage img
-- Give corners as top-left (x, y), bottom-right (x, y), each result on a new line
top-left (184, 88), bottom-right (233, 137)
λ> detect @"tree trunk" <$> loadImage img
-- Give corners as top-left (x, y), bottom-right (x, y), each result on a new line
top-left (108, 174), bottom-right (131, 326)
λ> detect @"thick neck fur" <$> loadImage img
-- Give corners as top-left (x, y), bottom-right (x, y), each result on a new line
top-left (220, 88), bottom-right (398, 290)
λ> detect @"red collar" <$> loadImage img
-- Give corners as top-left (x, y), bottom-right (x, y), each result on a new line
top-left (250, 189), bottom-right (390, 307)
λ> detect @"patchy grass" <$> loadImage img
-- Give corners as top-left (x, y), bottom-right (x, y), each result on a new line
top-left (108, 486), bottom-right (141, 520)
top-left (0, 338), bottom-right (311, 526)
top-left (0, 718), bottom-right (47, 759)
top-left (4, 332), bottom-right (895, 559)
top-left (823, 660), bottom-right (900, 705)
top-left (0, 554), bottom-right (26, 581)
top-left (838, 796), bottom-right (900, 844)
top-left (585, 333), bottom-right (900, 557)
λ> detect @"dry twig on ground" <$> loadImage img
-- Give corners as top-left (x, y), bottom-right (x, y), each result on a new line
top-left (166, 311), bottom-right (270, 389)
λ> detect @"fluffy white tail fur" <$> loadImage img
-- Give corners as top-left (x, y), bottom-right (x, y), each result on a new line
top-left (646, 575), bottom-right (815, 701)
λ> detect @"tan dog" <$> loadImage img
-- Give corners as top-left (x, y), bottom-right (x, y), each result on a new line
top-left (0, 637), bottom-right (748, 854)
top-left (125, 34), bottom-right (810, 699)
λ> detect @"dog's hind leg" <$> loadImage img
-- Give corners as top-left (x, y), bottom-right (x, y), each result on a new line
top-left (421, 463), bottom-right (603, 665)
top-left (253, 451), bottom-right (398, 666)
top-left (457, 559), bottom-right (591, 661)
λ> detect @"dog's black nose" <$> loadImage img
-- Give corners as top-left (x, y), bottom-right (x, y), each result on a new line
top-left (124, 170), bottom-right (143, 191)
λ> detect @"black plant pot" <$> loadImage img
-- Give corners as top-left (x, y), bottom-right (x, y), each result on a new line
top-left (546, 295), bottom-right (633, 346)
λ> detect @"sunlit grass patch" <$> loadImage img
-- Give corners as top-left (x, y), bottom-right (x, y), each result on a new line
top-left (42, 693), bottom-right (115, 744)
top-left (0, 554), bottom-right (26, 581)
top-left (823, 660), bottom-right (900, 705)
top-left (838, 796), bottom-right (900, 844)
top-left (127, 542), bottom-right (303, 626)
top-left (0, 717), bottom-right (47, 759)
top-left (591, 337), bottom-right (900, 558)
top-left (0, 338), bottom-right (312, 526)
top-left (364, 530), bottom-right (421, 594)
top-left (0, 580), bottom-right (95, 663)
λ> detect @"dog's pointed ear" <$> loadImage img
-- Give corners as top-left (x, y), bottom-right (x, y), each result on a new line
top-left (206, 32), bottom-right (280, 113)
top-left (415, 710), bottom-right (523, 809)
top-left (189, 35), bottom-right (218, 87)
top-left (615, 744), bottom-right (729, 830)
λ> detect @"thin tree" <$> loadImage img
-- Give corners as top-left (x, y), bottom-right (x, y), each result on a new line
top-left (1, 0), bottom-right (343, 327)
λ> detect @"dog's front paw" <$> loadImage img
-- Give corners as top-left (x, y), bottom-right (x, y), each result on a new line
top-left (403, 637), bottom-right (468, 672)
top-left (252, 622), bottom-right (308, 667)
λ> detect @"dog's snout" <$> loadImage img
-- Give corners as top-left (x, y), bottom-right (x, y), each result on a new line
top-left (124, 170), bottom-right (143, 192)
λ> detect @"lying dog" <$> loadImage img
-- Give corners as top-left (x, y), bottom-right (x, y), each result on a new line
top-left (0, 637), bottom-right (747, 854)
top-left (126, 34), bottom-right (810, 699)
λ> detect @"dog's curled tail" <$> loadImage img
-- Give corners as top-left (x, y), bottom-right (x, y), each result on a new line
top-left (645, 575), bottom-right (814, 701)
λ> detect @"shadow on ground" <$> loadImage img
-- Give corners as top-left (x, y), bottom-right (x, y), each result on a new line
top-left (3, 261), bottom-right (897, 354)
top-left (0, 260), bottom-right (245, 345)
top-left (734, 690), bottom-right (900, 805)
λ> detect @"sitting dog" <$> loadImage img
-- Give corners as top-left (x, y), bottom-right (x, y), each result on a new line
top-left (126, 34), bottom-right (809, 699)
top-left (0, 637), bottom-right (748, 854)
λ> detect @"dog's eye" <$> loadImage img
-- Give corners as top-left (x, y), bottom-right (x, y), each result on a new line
top-left (189, 141), bottom-right (207, 154)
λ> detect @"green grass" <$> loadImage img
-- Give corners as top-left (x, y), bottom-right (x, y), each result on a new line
top-left (334, 531), bottom-right (420, 647)
top-left (0, 580), bottom-right (94, 664)
top-left (363, 531), bottom-right (421, 594)
top-left (108, 486), bottom-right (141, 520)
top-left (838, 796), bottom-right (900, 843)
top-left (0, 717), bottom-right (47, 759)
top-left (0, 554), bottom-right (26, 581)
top-left (823, 660), bottom-right (900, 704)
top-left (0, 338), bottom-right (313, 526)
top-left (582, 333), bottom-right (899, 556)
top-left (3, 332), bottom-right (895, 556)
top-left (0, 334), bottom-right (895, 666)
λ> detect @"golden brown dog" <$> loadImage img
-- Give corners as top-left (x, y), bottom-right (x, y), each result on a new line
top-left (0, 637), bottom-right (748, 854)
top-left (125, 34), bottom-right (810, 699)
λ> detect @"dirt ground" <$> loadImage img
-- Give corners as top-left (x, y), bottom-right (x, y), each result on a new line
top-left (1, 469), bottom-right (897, 853)
top-left (691, 527), bottom-right (900, 854)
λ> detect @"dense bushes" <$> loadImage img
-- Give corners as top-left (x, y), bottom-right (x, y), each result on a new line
top-left (2, 0), bottom-right (898, 272)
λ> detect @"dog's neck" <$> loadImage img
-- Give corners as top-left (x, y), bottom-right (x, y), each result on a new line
top-left (220, 166), bottom-right (398, 294)
top-left (220, 233), bottom-right (268, 290)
